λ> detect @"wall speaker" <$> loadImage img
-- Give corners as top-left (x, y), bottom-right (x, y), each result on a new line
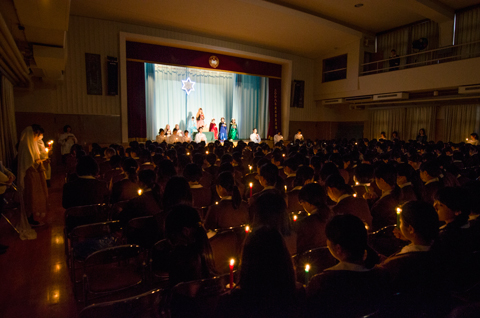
top-left (107, 56), bottom-right (118, 96)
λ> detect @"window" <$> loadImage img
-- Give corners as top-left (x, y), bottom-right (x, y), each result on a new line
top-left (322, 54), bottom-right (347, 82)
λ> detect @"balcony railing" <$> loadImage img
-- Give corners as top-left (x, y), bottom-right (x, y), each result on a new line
top-left (360, 40), bottom-right (480, 76)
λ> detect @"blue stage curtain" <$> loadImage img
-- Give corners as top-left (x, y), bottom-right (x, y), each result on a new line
top-left (187, 68), bottom-right (234, 132)
top-left (145, 63), bottom-right (268, 140)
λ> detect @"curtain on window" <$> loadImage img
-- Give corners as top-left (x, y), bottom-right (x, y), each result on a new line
top-left (405, 106), bottom-right (436, 141)
top-left (377, 28), bottom-right (409, 70)
top-left (455, 6), bottom-right (480, 58)
top-left (409, 20), bottom-right (439, 65)
top-left (368, 108), bottom-right (406, 139)
top-left (444, 104), bottom-right (480, 142)
top-left (0, 76), bottom-right (17, 167)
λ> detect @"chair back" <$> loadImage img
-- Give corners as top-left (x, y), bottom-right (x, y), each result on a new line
top-left (368, 224), bottom-right (407, 257)
top-left (292, 246), bottom-right (337, 284)
top-left (126, 216), bottom-right (161, 248)
top-left (210, 227), bottom-right (245, 274)
top-left (64, 204), bottom-right (107, 234)
top-left (79, 288), bottom-right (166, 318)
top-left (83, 245), bottom-right (146, 304)
top-left (170, 273), bottom-right (231, 318)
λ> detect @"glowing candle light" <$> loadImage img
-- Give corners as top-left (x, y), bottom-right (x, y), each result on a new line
top-left (245, 225), bottom-right (250, 233)
top-left (46, 148), bottom-right (49, 153)
top-left (353, 193), bottom-right (357, 198)
top-left (305, 264), bottom-right (310, 285)
top-left (138, 189), bottom-right (143, 196)
top-left (249, 182), bottom-right (253, 198)
top-left (215, 201), bottom-right (218, 205)
top-left (284, 185), bottom-right (287, 193)
top-left (355, 142), bottom-right (358, 145)
top-left (396, 207), bottom-right (402, 228)
top-left (282, 154), bottom-right (285, 157)
top-left (229, 259), bottom-right (235, 290)
top-left (293, 215), bottom-right (298, 221)
top-left (355, 182), bottom-right (359, 186)
top-left (249, 165), bottom-right (252, 173)
top-left (206, 151), bottom-right (209, 154)
top-left (187, 152), bottom-right (190, 156)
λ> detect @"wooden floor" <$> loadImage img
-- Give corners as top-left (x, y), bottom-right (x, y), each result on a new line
top-left (0, 169), bottom-right (79, 318)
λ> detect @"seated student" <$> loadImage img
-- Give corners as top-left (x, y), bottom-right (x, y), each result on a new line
top-left (287, 165), bottom-right (314, 214)
top-left (249, 128), bottom-right (261, 143)
top-left (377, 201), bottom-right (439, 293)
top-left (183, 163), bottom-right (212, 208)
top-left (195, 126), bottom-right (207, 143)
top-left (62, 155), bottom-right (109, 209)
top-left (204, 172), bottom-right (248, 231)
top-left (283, 158), bottom-right (299, 191)
top-left (325, 173), bottom-right (372, 229)
top-left (249, 162), bottom-right (284, 208)
top-left (431, 187), bottom-right (476, 285)
top-left (156, 128), bottom-right (167, 143)
top-left (251, 191), bottom-right (297, 255)
top-left (370, 164), bottom-right (401, 231)
top-left (111, 157), bottom-right (140, 203)
top-left (420, 160), bottom-right (442, 205)
top-left (297, 183), bottom-right (332, 254)
top-left (273, 131), bottom-right (284, 145)
top-left (119, 169), bottom-right (162, 227)
top-left (294, 129), bottom-right (304, 142)
top-left (396, 163), bottom-right (420, 203)
top-left (167, 128), bottom-right (181, 144)
top-left (183, 130), bottom-right (191, 143)
top-left (215, 227), bottom-right (299, 318)
top-left (165, 204), bottom-right (215, 287)
top-left (98, 147), bottom-right (116, 177)
top-left (307, 214), bottom-right (385, 318)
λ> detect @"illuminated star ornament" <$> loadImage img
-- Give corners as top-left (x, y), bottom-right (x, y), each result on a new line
top-left (181, 77), bottom-right (195, 95)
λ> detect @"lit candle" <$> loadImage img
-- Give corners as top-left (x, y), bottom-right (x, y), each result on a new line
top-left (293, 215), bottom-right (298, 222)
top-left (187, 152), bottom-right (190, 156)
top-left (353, 193), bottom-right (357, 198)
top-left (215, 201), bottom-right (218, 205)
top-left (305, 264), bottom-right (310, 285)
top-left (245, 225), bottom-right (250, 233)
top-left (138, 189), bottom-right (143, 196)
top-left (46, 148), bottom-right (49, 153)
top-left (284, 185), bottom-right (287, 193)
top-left (249, 165), bottom-right (252, 173)
top-left (206, 151), bottom-right (209, 154)
top-left (355, 182), bottom-right (359, 186)
top-left (396, 207), bottom-right (402, 228)
top-left (355, 142), bottom-right (358, 145)
top-left (466, 138), bottom-right (468, 141)
top-left (282, 154), bottom-right (285, 157)
top-left (249, 182), bottom-right (253, 198)
top-left (229, 259), bottom-right (235, 290)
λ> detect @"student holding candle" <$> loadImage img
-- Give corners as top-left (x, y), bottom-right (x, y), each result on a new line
top-left (378, 201), bottom-right (439, 295)
top-left (214, 226), bottom-right (299, 318)
top-left (307, 214), bottom-right (384, 318)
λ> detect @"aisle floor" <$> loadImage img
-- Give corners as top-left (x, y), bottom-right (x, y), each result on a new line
top-left (0, 170), bottom-right (78, 318)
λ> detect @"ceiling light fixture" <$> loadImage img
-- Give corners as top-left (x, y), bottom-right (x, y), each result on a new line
top-left (355, 3), bottom-right (364, 7)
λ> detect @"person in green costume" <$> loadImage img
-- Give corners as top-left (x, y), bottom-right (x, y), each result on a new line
top-left (228, 118), bottom-right (238, 141)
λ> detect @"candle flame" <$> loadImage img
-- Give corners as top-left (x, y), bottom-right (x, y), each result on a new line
top-left (230, 259), bottom-right (235, 266)
top-left (355, 142), bottom-right (358, 145)
top-left (215, 201), bottom-right (218, 205)
top-left (282, 154), bottom-right (285, 157)
top-left (46, 148), bottom-right (49, 153)
top-left (365, 224), bottom-right (369, 230)
top-left (305, 264), bottom-right (310, 272)
top-left (396, 207), bottom-right (402, 214)
top-left (293, 215), bottom-right (298, 221)
top-left (355, 182), bottom-right (359, 185)
top-left (206, 151), bottom-right (209, 154)
top-left (187, 152), bottom-right (190, 155)
top-left (245, 225), bottom-right (250, 233)
top-left (249, 182), bottom-right (253, 188)
top-left (284, 185), bottom-right (287, 191)
top-left (353, 193), bottom-right (357, 197)
top-left (138, 189), bottom-right (143, 196)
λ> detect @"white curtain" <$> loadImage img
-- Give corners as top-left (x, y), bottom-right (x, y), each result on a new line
top-left (405, 106), bottom-right (436, 141)
top-left (145, 63), bottom-right (269, 140)
top-left (455, 6), bottom-right (480, 58)
top-left (0, 76), bottom-right (17, 167)
top-left (444, 104), bottom-right (480, 143)
top-left (145, 64), bottom-right (187, 139)
top-left (409, 21), bottom-right (439, 65)
top-left (368, 108), bottom-right (405, 139)
top-left (377, 28), bottom-right (409, 70)
top-left (188, 68), bottom-right (234, 134)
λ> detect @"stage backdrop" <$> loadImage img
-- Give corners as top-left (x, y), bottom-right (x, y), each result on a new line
top-left (145, 63), bottom-right (269, 140)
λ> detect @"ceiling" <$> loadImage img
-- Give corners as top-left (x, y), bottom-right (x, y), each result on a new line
top-left (68, 0), bottom-right (480, 58)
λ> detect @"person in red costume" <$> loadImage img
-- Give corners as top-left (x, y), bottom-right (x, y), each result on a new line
top-left (209, 118), bottom-right (218, 140)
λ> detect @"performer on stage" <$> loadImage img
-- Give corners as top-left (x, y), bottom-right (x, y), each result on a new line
top-left (156, 129), bottom-right (166, 143)
top-left (274, 131), bottom-right (284, 144)
top-left (196, 108), bottom-right (205, 129)
top-left (195, 126), bottom-right (207, 143)
top-left (228, 118), bottom-right (238, 141)
top-left (250, 128), bottom-right (261, 143)
top-left (188, 116), bottom-right (197, 136)
top-left (174, 124), bottom-right (183, 137)
top-left (209, 119), bottom-right (218, 140)
top-left (165, 124), bottom-right (172, 137)
top-left (219, 117), bottom-right (227, 141)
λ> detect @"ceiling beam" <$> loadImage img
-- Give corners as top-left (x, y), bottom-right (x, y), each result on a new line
top-left (404, 0), bottom-right (454, 23)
